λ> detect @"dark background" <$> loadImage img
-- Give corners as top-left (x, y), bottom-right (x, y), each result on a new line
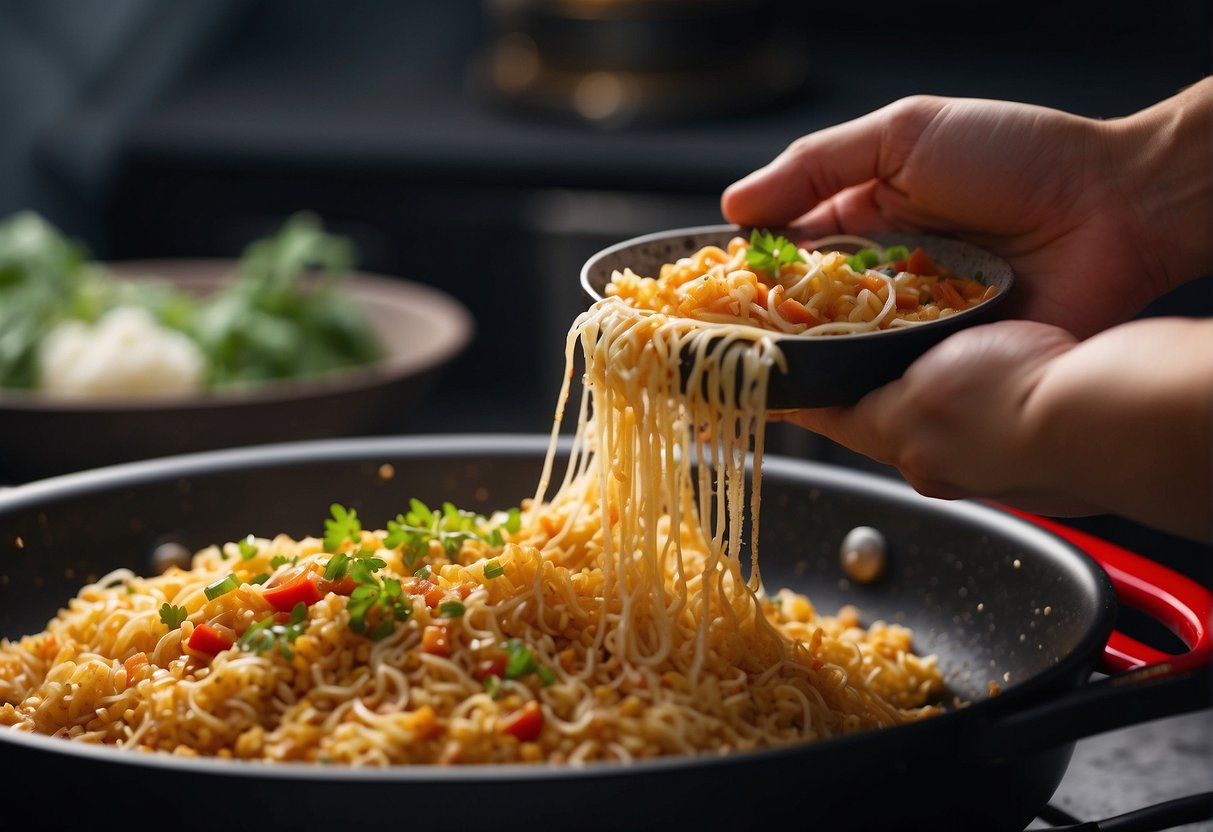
top-left (2, 0), bottom-right (1210, 585)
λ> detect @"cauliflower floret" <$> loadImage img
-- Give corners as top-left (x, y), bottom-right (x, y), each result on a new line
top-left (38, 307), bottom-right (207, 397)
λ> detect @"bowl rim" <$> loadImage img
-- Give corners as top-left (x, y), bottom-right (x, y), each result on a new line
top-left (0, 260), bottom-right (475, 413)
top-left (579, 223), bottom-right (1014, 342)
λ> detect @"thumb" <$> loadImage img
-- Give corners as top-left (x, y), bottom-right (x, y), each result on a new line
top-left (721, 97), bottom-right (941, 229)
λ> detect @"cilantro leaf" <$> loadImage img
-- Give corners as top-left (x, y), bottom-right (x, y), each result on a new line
top-left (383, 499), bottom-right (518, 566)
top-left (324, 503), bottom-right (362, 552)
top-left (238, 602), bottom-right (309, 660)
top-left (745, 229), bottom-right (805, 277)
top-left (158, 603), bottom-right (189, 630)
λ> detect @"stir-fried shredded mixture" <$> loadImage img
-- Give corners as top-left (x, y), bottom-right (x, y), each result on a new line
top-left (0, 255), bottom-right (947, 765)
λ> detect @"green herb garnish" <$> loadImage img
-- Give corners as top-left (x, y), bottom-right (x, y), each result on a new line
top-left (501, 638), bottom-right (555, 685)
top-left (238, 602), bottom-right (309, 660)
top-left (347, 573), bottom-right (410, 638)
top-left (238, 535), bottom-right (259, 561)
top-left (324, 504), bottom-right (362, 552)
top-left (483, 561), bottom-right (504, 580)
top-left (324, 552), bottom-right (350, 581)
top-left (204, 573), bottom-right (240, 600)
top-left (438, 600), bottom-right (466, 618)
top-left (745, 229), bottom-right (806, 277)
top-left (384, 499), bottom-right (518, 566)
top-left (158, 603), bottom-right (189, 630)
top-left (250, 573), bottom-right (271, 585)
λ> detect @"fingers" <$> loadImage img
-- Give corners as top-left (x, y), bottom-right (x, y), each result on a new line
top-left (721, 97), bottom-right (941, 229)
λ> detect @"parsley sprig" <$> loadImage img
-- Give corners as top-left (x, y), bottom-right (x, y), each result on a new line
top-left (239, 602), bottom-right (309, 660)
top-left (383, 499), bottom-right (520, 567)
top-left (348, 574), bottom-right (411, 641)
top-left (323, 503), bottom-right (362, 552)
top-left (745, 229), bottom-right (805, 277)
top-left (159, 603), bottom-right (189, 630)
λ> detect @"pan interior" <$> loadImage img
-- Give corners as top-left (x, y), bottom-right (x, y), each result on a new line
top-left (0, 436), bottom-right (1105, 710)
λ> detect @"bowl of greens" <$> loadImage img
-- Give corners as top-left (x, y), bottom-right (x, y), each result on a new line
top-left (0, 211), bottom-right (474, 481)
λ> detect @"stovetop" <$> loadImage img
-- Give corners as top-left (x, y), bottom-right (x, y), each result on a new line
top-left (1027, 710), bottom-right (1211, 830)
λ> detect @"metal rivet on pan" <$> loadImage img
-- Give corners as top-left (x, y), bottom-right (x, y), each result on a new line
top-left (150, 541), bottom-right (192, 575)
top-left (840, 526), bottom-right (887, 583)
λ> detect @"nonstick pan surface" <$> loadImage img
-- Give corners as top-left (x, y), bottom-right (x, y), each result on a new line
top-left (0, 435), bottom-right (1206, 832)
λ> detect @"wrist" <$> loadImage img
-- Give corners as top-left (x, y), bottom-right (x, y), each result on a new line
top-left (1109, 78), bottom-right (1213, 293)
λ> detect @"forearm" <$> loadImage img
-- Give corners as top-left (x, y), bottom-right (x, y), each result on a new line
top-left (1023, 317), bottom-right (1213, 541)
top-left (1109, 77), bottom-right (1213, 292)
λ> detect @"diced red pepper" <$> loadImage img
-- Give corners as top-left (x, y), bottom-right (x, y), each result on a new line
top-left (263, 569), bottom-right (324, 612)
top-left (501, 701), bottom-right (544, 742)
top-left (188, 622), bottom-right (235, 655)
top-left (422, 622), bottom-right (451, 657)
top-left (409, 578), bottom-right (444, 608)
top-left (454, 582), bottom-right (475, 601)
top-left (777, 298), bottom-right (819, 327)
top-left (474, 653), bottom-right (508, 681)
top-left (905, 247), bottom-right (937, 277)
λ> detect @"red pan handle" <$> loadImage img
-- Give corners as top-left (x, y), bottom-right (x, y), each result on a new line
top-left (1005, 510), bottom-right (1212, 675)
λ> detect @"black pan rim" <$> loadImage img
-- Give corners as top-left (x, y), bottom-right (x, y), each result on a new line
top-left (0, 433), bottom-right (1114, 779)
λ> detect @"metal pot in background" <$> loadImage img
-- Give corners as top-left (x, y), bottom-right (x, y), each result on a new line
top-left (469, 0), bottom-right (810, 128)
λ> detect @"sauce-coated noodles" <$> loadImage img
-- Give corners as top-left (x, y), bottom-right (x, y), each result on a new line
top-left (1, 295), bottom-right (943, 763)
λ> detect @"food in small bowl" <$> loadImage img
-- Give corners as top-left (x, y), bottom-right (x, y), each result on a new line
top-left (581, 224), bottom-right (1014, 408)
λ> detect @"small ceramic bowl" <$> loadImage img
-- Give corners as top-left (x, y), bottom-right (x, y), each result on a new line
top-left (580, 224), bottom-right (1015, 409)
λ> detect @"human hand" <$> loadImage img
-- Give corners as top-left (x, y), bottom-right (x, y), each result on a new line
top-left (723, 81), bottom-right (1213, 339)
top-left (777, 320), bottom-right (1086, 512)
top-left (779, 317), bottom-right (1213, 541)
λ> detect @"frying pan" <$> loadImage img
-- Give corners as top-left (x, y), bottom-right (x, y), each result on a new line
top-left (0, 436), bottom-right (1208, 832)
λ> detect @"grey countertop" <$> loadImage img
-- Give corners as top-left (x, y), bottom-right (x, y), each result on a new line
top-left (1029, 709), bottom-right (1212, 829)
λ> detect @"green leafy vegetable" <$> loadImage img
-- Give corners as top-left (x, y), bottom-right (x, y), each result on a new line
top-left (204, 573), bottom-right (240, 600)
top-left (324, 552), bottom-right (351, 581)
top-left (744, 229), bottom-right (805, 277)
top-left (0, 210), bottom-right (382, 392)
top-left (346, 577), bottom-right (412, 640)
top-left (384, 499), bottom-right (518, 566)
top-left (882, 244), bottom-right (910, 263)
top-left (238, 602), bottom-right (309, 660)
top-left (158, 603), bottom-right (189, 630)
top-left (324, 503), bottom-right (362, 552)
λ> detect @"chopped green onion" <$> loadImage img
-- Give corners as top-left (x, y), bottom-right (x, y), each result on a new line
top-left (882, 244), bottom-right (910, 263)
top-left (250, 573), bottom-right (271, 585)
top-left (846, 249), bottom-right (881, 272)
top-left (414, 564), bottom-right (432, 580)
top-left (484, 675), bottom-right (502, 699)
top-left (536, 665), bottom-right (556, 686)
top-left (204, 573), bottom-right (240, 600)
top-left (484, 561), bottom-right (504, 580)
top-left (270, 555), bottom-right (297, 570)
top-left (439, 600), bottom-right (465, 618)
top-left (238, 536), bottom-right (259, 561)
